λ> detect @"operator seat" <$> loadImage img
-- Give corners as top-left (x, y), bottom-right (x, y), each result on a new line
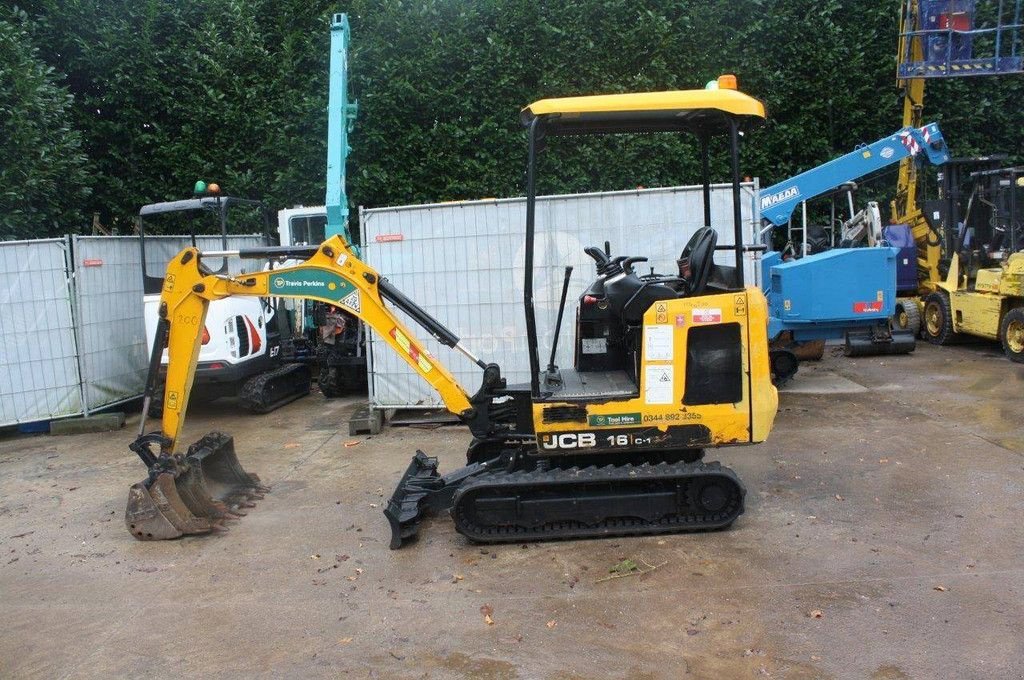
top-left (676, 226), bottom-right (717, 296)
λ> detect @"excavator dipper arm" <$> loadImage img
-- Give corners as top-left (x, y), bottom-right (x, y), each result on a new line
top-left (125, 236), bottom-right (492, 541)
top-left (148, 236), bottom-right (477, 455)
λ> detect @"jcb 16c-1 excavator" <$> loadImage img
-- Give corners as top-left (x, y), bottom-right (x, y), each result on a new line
top-left (125, 78), bottom-right (779, 548)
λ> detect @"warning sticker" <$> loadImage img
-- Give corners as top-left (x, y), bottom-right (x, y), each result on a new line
top-left (644, 366), bottom-right (673, 405)
top-left (643, 324), bottom-right (673, 361)
top-left (339, 290), bottom-right (361, 314)
top-left (691, 308), bottom-right (722, 324)
top-left (853, 301), bottom-right (884, 314)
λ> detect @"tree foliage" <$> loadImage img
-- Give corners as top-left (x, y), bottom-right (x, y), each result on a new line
top-left (0, 7), bottom-right (90, 239)
top-left (5, 0), bottom-right (1024, 237)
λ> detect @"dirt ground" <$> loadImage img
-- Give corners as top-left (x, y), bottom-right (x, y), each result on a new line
top-left (1, 343), bottom-right (1023, 679)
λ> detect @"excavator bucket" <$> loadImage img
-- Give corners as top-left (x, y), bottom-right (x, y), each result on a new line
top-left (125, 432), bottom-right (268, 541)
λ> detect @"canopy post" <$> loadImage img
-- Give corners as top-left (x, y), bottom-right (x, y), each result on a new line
top-left (700, 134), bottom-right (712, 228)
top-left (729, 119), bottom-right (745, 287)
top-left (524, 118), bottom-right (541, 397)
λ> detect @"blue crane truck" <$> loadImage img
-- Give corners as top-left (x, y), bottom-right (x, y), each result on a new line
top-left (758, 123), bottom-right (951, 380)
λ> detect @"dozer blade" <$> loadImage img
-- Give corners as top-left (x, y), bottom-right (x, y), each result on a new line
top-left (385, 451), bottom-right (445, 550)
top-left (125, 432), bottom-right (267, 541)
top-left (385, 450), bottom-right (511, 549)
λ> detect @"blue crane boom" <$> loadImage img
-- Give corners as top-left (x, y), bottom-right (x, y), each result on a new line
top-left (325, 13), bottom-right (359, 241)
top-left (759, 123), bottom-right (950, 227)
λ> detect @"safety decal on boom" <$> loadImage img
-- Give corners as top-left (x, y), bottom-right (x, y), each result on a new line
top-left (339, 290), bottom-right (361, 314)
top-left (389, 327), bottom-right (433, 373)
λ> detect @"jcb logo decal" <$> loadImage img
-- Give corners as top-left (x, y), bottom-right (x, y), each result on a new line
top-left (541, 433), bottom-right (596, 450)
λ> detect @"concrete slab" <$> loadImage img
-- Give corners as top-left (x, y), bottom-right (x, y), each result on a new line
top-left (48, 412), bottom-right (126, 435)
top-left (1, 343), bottom-right (1023, 678)
top-left (779, 369), bottom-right (868, 394)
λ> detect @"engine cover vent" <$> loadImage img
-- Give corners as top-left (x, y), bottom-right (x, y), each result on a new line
top-left (542, 405), bottom-right (588, 424)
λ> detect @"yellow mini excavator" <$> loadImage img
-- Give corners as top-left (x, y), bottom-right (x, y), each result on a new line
top-left (126, 78), bottom-right (779, 548)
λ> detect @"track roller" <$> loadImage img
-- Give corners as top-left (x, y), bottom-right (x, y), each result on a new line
top-left (843, 328), bottom-right (916, 357)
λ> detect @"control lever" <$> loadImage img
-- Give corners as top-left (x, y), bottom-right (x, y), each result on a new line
top-left (546, 266), bottom-right (574, 379)
top-left (599, 255), bottom-right (631, 276)
top-left (621, 256), bottom-right (648, 275)
top-left (584, 246), bottom-right (609, 267)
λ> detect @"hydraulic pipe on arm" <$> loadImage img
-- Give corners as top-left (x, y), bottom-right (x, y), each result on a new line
top-left (141, 236), bottom-right (480, 456)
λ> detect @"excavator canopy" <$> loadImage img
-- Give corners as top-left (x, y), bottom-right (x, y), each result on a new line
top-left (520, 86), bottom-right (766, 136)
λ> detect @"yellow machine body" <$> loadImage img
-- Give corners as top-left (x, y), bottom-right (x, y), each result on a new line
top-left (155, 239), bottom-right (777, 459)
top-left (533, 289), bottom-right (777, 452)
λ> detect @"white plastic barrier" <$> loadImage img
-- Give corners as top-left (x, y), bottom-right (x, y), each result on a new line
top-left (0, 234), bottom-right (263, 426)
top-left (0, 239), bottom-right (83, 424)
top-left (360, 182), bottom-right (760, 410)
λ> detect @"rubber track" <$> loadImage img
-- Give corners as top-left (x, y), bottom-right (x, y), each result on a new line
top-left (451, 459), bottom-right (744, 544)
top-left (238, 363), bottom-right (311, 414)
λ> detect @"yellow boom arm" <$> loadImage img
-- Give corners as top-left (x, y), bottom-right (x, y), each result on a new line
top-left (893, 1), bottom-right (942, 292)
top-left (152, 236), bottom-right (476, 453)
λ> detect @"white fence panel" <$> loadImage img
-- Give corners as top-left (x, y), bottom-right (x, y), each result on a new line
top-left (72, 234), bottom-right (265, 413)
top-left (0, 234), bottom-right (265, 425)
top-left (72, 236), bottom-right (149, 412)
top-left (0, 239), bottom-right (82, 425)
top-left (360, 182), bottom-right (760, 410)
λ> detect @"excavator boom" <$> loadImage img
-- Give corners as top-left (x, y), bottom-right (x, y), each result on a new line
top-left (154, 237), bottom-right (476, 452)
top-left (126, 236), bottom-right (493, 540)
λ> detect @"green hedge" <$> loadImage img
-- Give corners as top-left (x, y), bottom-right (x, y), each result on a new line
top-left (2, 0), bottom-right (1022, 239)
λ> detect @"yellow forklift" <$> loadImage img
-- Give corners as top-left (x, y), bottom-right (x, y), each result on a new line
top-left (125, 77), bottom-right (779, 548)
top-left (922, 165), bottom-right (1024, 361)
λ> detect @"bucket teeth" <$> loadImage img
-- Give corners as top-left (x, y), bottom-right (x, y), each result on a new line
top-left (125, 431), bottom-right (267, 541)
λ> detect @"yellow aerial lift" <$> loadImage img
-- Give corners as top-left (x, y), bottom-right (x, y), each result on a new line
top-left (125, 79), bottom-right (779, 548)
top-left (892, 0), bottom-right (1024, 360)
